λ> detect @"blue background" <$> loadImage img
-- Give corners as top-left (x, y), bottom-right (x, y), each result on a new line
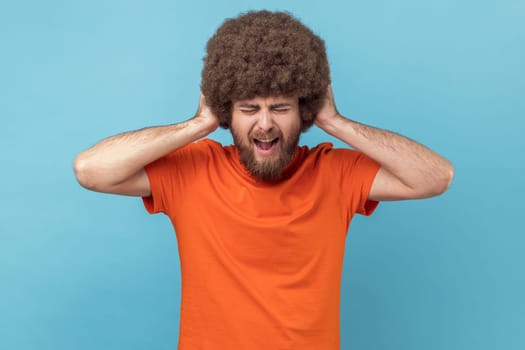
top-left (1, 0), bottom-right (523, 349)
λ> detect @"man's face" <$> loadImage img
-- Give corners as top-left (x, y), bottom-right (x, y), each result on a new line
top-left (231, 96), bottom-right (302, 182)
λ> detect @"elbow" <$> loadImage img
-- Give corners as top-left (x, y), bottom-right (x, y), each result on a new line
top-left (74, 153), bottom-right (123, 193)
top-left (73, 153), bottom-right (97, 191)
top-left (413, 161), bottom-right (454, 199)
top-left (430, 160), bottom-right (455, 197)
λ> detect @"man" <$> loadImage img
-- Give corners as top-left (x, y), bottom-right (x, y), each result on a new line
top-left (74, 10), bottom-right (453, 350)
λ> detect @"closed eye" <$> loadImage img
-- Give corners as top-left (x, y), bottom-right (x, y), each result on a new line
top-left (240, 108), bottom-right (258, 114)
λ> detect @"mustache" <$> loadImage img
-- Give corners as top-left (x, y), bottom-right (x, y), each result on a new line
top-left (250, 130), bottom-right (282, 140)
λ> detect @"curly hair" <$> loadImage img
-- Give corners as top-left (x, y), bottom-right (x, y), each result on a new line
top-left (201, 10), bottom-right (330, 131)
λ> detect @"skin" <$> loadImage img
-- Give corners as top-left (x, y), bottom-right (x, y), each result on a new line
top-left (73, 86), bottom-right (454, 200)
top-left (230, 96), bottom-right (302, 181)
top-left (315, 86), bottom-right (454, 200)
top-left (74, 94), bottom-right (218, 197)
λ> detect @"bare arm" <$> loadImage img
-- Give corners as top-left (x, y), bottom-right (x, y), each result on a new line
top-left (315, 86), bottom-right (454, 201)
top-left (73, 95), bottom-right (219, 196)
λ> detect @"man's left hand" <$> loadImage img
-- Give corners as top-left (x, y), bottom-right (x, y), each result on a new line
top-left (315, 85), bottom-right (341, 132)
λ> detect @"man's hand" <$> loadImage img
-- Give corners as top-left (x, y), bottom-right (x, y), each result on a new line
top-left (315, 85), bottom-right (340, 130)
top-left (193, 93), bottom-right (220, 133)
top-left (313, 85), bottom-right (454, 201)
top-left (74, 93), bottom-right (220, 196)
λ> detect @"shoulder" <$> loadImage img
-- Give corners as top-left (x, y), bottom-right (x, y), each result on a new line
top-left (304, 142), bottom-right (364, 164)
top-left (147, 139), bottom-right (227, 177)
top-left (299, 143), bottom-right (379, 181)
top-left (164, 138), bottom-right (226, 160)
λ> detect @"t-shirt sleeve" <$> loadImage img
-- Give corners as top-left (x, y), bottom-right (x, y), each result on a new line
top-left (141, 140), bottom-right (213, 215)
top-left (142, 155), bottom-right (173, 214)
top-left (337, 148), bottom-right (381, 216)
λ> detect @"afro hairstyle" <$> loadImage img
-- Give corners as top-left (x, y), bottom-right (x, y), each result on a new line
top-left (201, 10), bottom-right (331, 131)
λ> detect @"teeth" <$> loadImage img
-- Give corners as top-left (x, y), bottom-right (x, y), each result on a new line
top-left (255, 138), bottom-right (277, 142)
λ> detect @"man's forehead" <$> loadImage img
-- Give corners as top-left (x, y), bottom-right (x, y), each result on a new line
top-left (233, 95), bottom-right (299, 107)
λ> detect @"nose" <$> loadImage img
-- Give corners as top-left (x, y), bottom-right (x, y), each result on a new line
top-left (256, 110), bottom-right (273, 132)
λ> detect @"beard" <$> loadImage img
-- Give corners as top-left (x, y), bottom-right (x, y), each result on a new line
top-left (231, 126), bottom-right (300, 182)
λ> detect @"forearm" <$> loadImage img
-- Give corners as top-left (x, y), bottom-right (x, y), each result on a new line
top-left (74, 117), bottom-right (214, 190)
top-left (319, 114), bottom-right (454, 197)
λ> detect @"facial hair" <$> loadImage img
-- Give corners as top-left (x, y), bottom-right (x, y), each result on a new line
top-left (231, 126), bottom-right (300, 182)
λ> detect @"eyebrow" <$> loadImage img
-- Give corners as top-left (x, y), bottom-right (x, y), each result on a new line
top-left (271, 103), bottom-right (292, 108)
top-left (238, 103), bottom-right (259, 109)
top-left (238, 103), bottom-right (292, 108)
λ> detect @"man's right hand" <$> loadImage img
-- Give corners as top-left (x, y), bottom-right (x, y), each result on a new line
top-left (74, 93), bottom-right (220, 197)
top-left (193, 93), bottom-right (220, 132)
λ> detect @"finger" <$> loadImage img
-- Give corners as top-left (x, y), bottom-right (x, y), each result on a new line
top-left (326, 85), bottom-right (334, 99)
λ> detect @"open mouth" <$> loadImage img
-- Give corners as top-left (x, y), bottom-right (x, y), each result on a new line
top-left (253, 137), bottom-right (279, 151)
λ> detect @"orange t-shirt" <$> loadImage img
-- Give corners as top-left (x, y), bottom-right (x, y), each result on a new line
top-left (143, 139), bottom-right (380, 350)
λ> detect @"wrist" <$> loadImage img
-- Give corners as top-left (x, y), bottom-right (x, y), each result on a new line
top-left (317, 113), bottom-right (345, 136)
top-left (188, 116), bottom-right (217, 139)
